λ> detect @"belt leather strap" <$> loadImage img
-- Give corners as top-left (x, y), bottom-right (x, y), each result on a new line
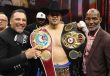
top-left (61, 22), bottom-right (86, 60)
top-left (30, 28), bottom-right (56, 76)
top-left (61, 22), bottom-right (87, 76)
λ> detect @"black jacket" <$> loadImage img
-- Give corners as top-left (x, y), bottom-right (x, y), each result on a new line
top-left (25, 23), bottom-right (37, 33)
top-left (0, 27), bottom-right (36, 76)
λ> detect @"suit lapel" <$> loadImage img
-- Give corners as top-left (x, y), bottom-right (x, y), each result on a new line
top-left (87, 28), bottom-right (102, 64)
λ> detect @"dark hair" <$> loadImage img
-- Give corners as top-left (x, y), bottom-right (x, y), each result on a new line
top-left (10, 9), bottom-right (26, 19)
top-left (0, 12), bottom-right (5, 14)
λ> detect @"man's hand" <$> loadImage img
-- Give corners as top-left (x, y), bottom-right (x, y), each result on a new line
top-left (66, 21), bottom-right (88, 35)
top-left (77, 21), bottom-right (89, 35)
top-left (25, 46), bottom-right (41, 59)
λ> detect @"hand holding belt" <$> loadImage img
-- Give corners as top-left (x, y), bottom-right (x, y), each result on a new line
top-left (30, 28), bottom-right (56, 76)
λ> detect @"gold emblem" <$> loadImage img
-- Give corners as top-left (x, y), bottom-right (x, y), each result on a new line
top-left (41, 50), bottom-right (51, 61)
top-left (61, 31), bottom-right (85, 49)
top-left (77, 33), bottom-right (85, 44)
top-left (65, 22), bottom-right (77, 31)
top-left (30, 29), bottom-right (51, 49)
top-left (65, 23), bottom-right (73, 31)
top-left (69, 50), bottom-right (82, 59)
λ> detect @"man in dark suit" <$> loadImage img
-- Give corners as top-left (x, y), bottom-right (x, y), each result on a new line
top-left (0, 9), bottom-right (39, 76)
top-left (82, 8), bottom-right (110, 76)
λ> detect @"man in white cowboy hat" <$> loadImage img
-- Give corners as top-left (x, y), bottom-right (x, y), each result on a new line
top-left (30, 1), bottom-right (88, 76)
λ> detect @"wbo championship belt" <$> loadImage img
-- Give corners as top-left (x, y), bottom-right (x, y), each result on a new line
top-left (61, 22), bottom-right (86, 60)
top-left (30, 28), bottom-right (56, 76)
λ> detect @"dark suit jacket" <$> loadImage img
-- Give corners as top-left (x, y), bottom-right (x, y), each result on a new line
top-left (25, 23), bottom-right (37, 33)
top-left (86, 28), bottom-right (110, 76)
top-left (0, 27), bottom-right (36, 76)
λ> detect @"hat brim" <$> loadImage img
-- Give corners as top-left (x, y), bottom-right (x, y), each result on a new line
top-left (42, 8), bottom-right (69, 16)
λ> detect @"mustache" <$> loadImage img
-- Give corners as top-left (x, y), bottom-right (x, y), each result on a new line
top-left (88, 24), bottom-right (100, 31)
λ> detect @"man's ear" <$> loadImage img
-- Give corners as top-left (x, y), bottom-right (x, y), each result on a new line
top-left (10, 18), bottom-right (12, 25)
top-left (99, 17), bottom-right (102, 23)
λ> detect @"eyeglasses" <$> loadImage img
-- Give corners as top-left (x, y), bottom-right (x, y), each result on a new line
top-left (0, 19), bottom-right (7, 22)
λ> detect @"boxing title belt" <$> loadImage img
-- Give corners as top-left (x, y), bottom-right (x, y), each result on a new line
top-left (30, 28), bottom-right (56, 76)
top-left (61, 22), bottom-right (86, 60)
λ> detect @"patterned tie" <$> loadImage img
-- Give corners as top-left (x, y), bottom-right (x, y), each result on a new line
top-left (82, 35), bottom-right (94, 74)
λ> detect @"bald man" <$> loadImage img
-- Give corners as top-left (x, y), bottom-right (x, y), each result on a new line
top-left (0, 12), bottom-right (8, 32)
top-left (82, 8), bottom-right (110, 76)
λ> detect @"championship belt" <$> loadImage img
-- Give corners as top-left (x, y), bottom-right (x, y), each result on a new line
top-left (30, 28), bottom-right (56, 76)
top-left (61, 22), bottom-right (86, 60)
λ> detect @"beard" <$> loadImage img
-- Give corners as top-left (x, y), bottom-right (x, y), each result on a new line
top-left (88, 24), bottom-right (100, 32)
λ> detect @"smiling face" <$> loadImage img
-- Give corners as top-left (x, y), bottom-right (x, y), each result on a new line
top-left (0, 13), bottom-right (8, 31)
top-left (10, 12), bottom-right (27, 33)
top-left (85, 8), bottom-right (102, 31)
top-left (47, 12), bottom-right (62, 26)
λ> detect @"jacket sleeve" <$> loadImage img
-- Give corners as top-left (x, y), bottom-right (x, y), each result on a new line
top-left (0, 37), bottom-right (28, 71)
top-left (103, 35), bottom-right (110, 76)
